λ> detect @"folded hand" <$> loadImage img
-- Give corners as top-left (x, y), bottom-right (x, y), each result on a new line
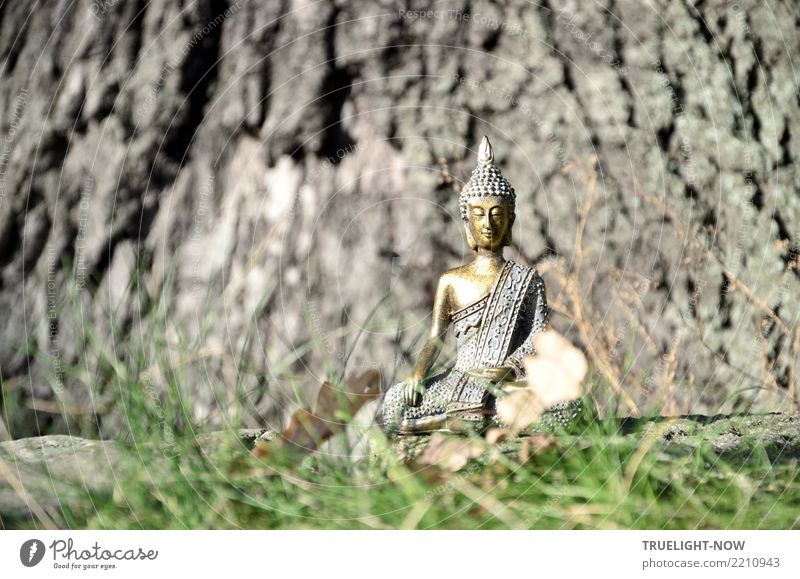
top-left (402, 379), bottom-right (426, 407)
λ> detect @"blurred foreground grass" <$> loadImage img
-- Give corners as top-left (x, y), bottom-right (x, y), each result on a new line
top-left (1, 271), bottom-right (798, 530)
top-left (2, 406), bottom-right (798, 530)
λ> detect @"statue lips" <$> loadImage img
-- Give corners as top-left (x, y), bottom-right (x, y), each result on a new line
top-left (480, 227), bottom-right (498, 247)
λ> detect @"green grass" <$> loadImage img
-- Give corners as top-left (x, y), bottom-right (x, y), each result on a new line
top-left (2, 266), bottom-right (799, 530)
top-left (39, 411), bottom-right (796, 530)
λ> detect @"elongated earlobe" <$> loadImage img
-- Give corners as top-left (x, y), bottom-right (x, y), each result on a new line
top-left (503, 228), bottom-right (513, 247)
top-left (503, 213), bottom-right (515, 247)
top-left (464, 222), bottom-right (478, 251)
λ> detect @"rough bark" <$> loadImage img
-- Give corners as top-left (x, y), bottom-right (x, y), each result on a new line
top-left (0, 0), bottom-right (798, 437)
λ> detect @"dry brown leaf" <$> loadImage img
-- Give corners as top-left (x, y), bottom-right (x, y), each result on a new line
top-left (253, 370), bottom-right (380, 459)
top-left (524, 329), bottom-right (587, 406)
top-left (519, 435), bottom-right (555, 463)
top-left (497, 390), bottom-right (544, 432)
top-left (418, 432), bottom-right (484, 472)
top-left (484, 427), bottom-right (513, 445)
top-left (315, 370), bottom-right (381, 421)
top-left (496, 331), bottom-right (586, 433)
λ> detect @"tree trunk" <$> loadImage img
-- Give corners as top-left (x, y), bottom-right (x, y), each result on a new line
top-left (1, 0), bottom-right (798, 437)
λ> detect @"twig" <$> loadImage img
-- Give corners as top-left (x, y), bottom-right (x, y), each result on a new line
top-left (0, 455), bottom-right (58, 529)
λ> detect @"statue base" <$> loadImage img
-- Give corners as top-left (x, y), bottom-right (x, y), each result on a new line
top-left (391, 398), bottom-right (586, 436)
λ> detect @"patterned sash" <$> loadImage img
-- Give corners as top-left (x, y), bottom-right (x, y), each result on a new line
top-left (446, 260), bottom-right (536, 410)
top-left (473, 261), bottom-right (535, 367)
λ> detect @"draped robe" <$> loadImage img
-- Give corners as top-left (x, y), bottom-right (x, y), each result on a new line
top-left (381, 261), bottom-right (549, 431)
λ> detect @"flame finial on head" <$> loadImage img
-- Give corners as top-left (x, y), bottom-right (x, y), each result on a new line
top-left (477, 135), bottom-right (494, 165)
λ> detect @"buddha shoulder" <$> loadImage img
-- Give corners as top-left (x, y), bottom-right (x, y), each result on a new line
top-left (432, 266), bottom-right (471, 303)
top-left (439, 264), bottom-right (502, 312)
top-left (441, 263), bottom-right (473, 281)
top-left (434, 267), bottom-right (459, 297)
top-left (437, 264), bottom-right (477, 291)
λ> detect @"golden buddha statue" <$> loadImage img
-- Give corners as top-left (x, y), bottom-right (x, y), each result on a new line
top-left (380, 137), bottom-right (581, 434)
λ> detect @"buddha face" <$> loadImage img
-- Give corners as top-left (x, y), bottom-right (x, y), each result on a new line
top-left (464, 196), bottom-right (514, 251)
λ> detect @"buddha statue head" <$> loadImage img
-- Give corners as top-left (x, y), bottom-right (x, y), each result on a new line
top-left (459, 137), bottom-right (516, 252)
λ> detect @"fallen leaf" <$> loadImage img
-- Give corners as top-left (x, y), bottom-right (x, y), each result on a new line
top-left (497, 390), bottom-right (544, 432)
top-left (484, 427), bottom-right (513, 445)
top-left (519, 435), bottom-right (555, 463)
top-left (315, 370), bottom-right (381, 422)
top-left (524, 329), bottom-right (587, 407)
top-left (253, 370), bottom-right (380, 459)
top-left (495, 331), bottom-right (586, 433)
top-left (418, 432), bottom-right (484, 472)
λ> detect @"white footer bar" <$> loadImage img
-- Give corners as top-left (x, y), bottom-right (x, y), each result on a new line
top-left (2, 530), bottom-right (797, 578)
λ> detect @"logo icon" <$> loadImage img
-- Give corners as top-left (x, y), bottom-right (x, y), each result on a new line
top-left (20, 539), bottom-right (46, 567)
